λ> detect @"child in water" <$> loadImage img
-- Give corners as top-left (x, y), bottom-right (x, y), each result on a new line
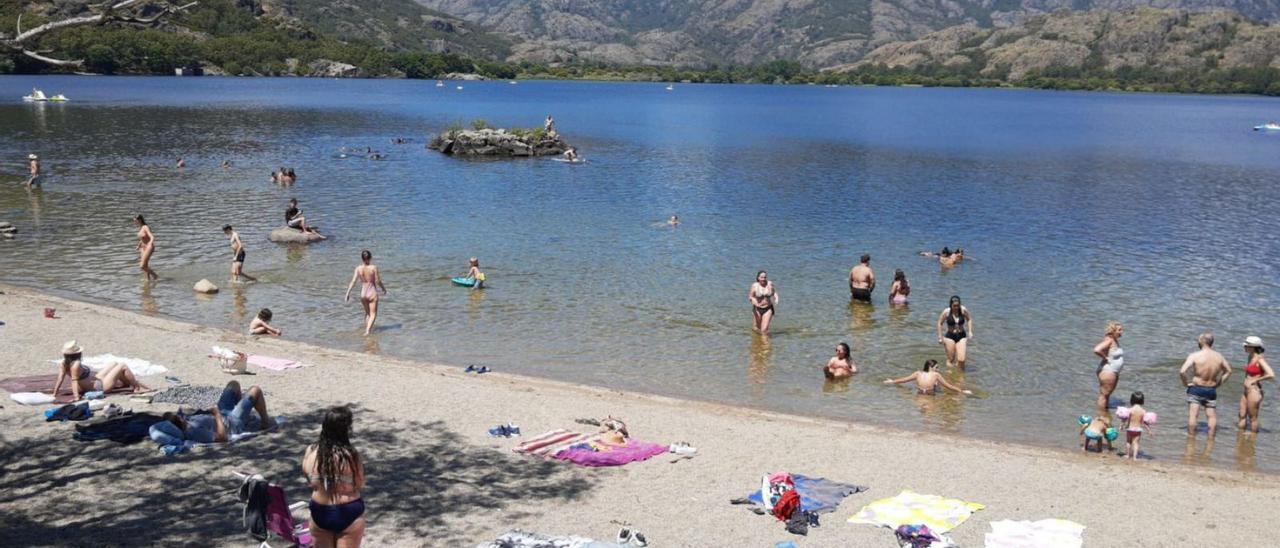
top-left (464, 257), bottom-right (486, 289)
top-left (249, 308), bottom-right (282, 336)
top-left (1078, 414), bottom-right (1117, 453)
top-left (1116, 392), bottom-right (1156, 460)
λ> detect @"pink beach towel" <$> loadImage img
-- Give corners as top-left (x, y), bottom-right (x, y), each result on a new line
top-left (553, 439), bottom-right (669, 467)
top-left (247, 356), bottom-right (306, 371)
top-left (513, 429), bottom-right (594, 457)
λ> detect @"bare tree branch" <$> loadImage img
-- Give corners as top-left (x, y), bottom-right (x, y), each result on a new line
top-left (22, 49), bottom-right (84, 67)
top-left (3, 0), bottom-right (198, 68)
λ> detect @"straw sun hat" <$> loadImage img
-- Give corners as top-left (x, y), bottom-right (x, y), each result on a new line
top-left (28, 154), bottom-right (38, 160)
top-left (1244, 336), bottom-right (1265, 352)
top-left (62, 340), bottom-right (82, 355)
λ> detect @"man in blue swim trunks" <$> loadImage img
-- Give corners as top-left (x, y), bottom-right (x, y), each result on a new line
top-left (149, 381), bottom-right (273, 446)
top-left (1179, 333), bottom-right (1232, 437)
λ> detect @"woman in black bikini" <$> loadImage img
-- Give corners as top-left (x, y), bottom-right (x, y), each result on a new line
top-left (303, 406), bottom-right (366, 548)
top-left (749, 270), bottom-right (778, 334)
top-left (936, 296), bottom-right (973, 369)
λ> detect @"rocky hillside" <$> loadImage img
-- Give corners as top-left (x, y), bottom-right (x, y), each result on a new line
top-left (839, 8), bottom-right (1280, 80)
top-left (416, 0), bottom-right (1280, 68)
top-left (261, 0), bottom-right (511, 59)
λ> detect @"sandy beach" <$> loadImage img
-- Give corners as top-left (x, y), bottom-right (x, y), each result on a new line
top-left (1, 283), bottom-right (1277, 547)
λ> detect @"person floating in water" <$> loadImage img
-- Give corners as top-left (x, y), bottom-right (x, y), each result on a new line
top-left (25, 154), bottom-right (41, 188)
top-left (285, 198), bottom-right (326, 239)
top-left (668, 215), bottom-right (680, 226)
top-left (848, 254), bottom-right (875, 302)
top-left (463, 257), bottom-right (486, 289)
top-left (134, 215), bottom-right (158, 281)
top-left (223, 225), bottom-right (257, 283)
top-left (749, 270), bottom-right (778, 334)
top-left (345, 250), bottom-right (387, 336)
top-left (563, 148), bottom-right (579, 162)
top-left (883, 359), bottom-right (972, 395)
top-left (222, 159), bottom-right (232, 169)
top-left (824, 342), bottom-right (857, 379)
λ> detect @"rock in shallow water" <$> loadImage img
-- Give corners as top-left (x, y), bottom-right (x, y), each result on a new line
top-left (193, 279), bottom-right (219, 294)
top-left (269, 227), bottom-right (326, 244)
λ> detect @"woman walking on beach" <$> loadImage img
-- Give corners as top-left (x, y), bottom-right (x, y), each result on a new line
top-left (134, 215), bottom-right (158, 281)
top-left (303, 406), bottom-right (366, 548)
top-left (749, 271), bottom-right (778, 335)
top-left (1092, 321), bottom-right (1124, 417)
top-left (1238, 336), bottom-right (1273, 433)
top-left (889, 269), bottom-right (910, 305)
top-left (936, 296), bottom-right (972, 369)
top-left (345, 250), bottom-right (386, 336)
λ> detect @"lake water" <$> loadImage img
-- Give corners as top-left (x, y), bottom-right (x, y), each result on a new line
top-left (2, 76), bottom-right (1278, 471)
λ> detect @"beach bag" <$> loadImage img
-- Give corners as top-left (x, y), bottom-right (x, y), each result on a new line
top-left (212, 346), bottom-right (248, 374)
top-left (238, 474), bottom-right (269, 541)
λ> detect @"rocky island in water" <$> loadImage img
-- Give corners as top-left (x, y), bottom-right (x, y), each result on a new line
top-left (428, 127), bottom-right (570, 157)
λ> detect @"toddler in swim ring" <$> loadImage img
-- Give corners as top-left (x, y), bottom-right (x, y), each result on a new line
top-left (1115, 392), bottom-right (1156, 460)
top-left (1078, 414), bottom-right (1117, 453)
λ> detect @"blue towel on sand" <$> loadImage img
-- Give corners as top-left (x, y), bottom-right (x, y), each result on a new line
top-left (747, 474), bottom-right (868, 514)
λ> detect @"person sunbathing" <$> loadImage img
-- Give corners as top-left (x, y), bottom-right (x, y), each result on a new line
top-left (53, 340), bottom-right (150, 401)
top-left (149, 381), bottom-right (273, 445)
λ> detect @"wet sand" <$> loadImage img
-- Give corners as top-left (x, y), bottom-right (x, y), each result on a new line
top-left (1, 283), bottom-right (1276, 547)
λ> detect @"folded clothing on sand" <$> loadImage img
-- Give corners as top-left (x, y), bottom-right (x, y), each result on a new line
top-left (745, 474), bottom-right (869, 514)
top-left (0, 375), bottom-right (131, 404)
top-left (849, 490), bottom-right (985, 534)
top-left (984, 519), bottom-right (1085, 548)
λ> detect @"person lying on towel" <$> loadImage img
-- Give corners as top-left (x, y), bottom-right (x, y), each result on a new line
top-left (149, 381), bottom-right (273, 444)
top-left (570, 417), bottom-right (630, 452)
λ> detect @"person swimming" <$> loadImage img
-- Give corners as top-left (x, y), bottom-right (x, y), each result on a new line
top-left (749, 271), bottom-right (778, 334)
top-left (824, 342), bottom-right (857, 379)
top-left (134, 215), bottom-right (158, 281)
top-left (563, 147), bottom-right (579, 161)
top-left (889, 269), bottom-right (909, 305)
top-left (345, 250), bottom-right (386, 336)
top-left (668, 215), bottom-right (680, 226)
top-left (883, 359), bottom-right (972, 395)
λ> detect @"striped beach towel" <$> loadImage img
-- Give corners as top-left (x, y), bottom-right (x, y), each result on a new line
top-left (513, 429), bottom-right (594, 458)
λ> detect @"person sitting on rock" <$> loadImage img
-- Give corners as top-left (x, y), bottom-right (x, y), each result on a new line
top-left (285, 198), bottom-right (326, 239)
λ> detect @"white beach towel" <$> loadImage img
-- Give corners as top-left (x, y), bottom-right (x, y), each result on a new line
top-left (10, 392), bottom-right (56, 405)
top-left (50, 354), bottom-right (168, 377)
top-left (984, 519), bottom-right (1085, 548)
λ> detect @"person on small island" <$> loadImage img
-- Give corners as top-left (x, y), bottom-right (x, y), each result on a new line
top-left (936, 296), bottom-right (972, 369)
top-left (53, 340), bottom-right (150, 401)
top-left (286, 198), bottom-right (326, 239)
top-left (1238, 336), bottom-right (1273, 434)
top-left (304, 406), bottom-right (367, 548)
top-left (345, 250), bottom-right (387, 336)
top-left (223, 225), bottom-right (257, 283)
top-left (749, 270), bottom-right (778, 335)
top-left (824, 342), bottom-right (857, 379)
top-left (149, 380), bottom-right (274, 446)
top-left (25, 153), bottom-right (41, 188)
top-left (134, 214), bottom-right (159, 281)
top-left (175, 158), bottom-right (185, 169)
top-left (249, 308), bottom-right (282, 336)
top-left (463, 257), bottom-right (486, 289)
top-left (848, 254), bottom-right (875, 302)
top-left (1092, 321), bottom-right (1125, 417)
top-left (668, 215), bottom-right (680, 226)
top-left (889, 269), bottom-right (910, 305)
top-left (884, 359), bottom-right (972, 395)
top-left (1180, 333), bottom-right (1232, 437)
top-left (545, 115), bottom-right (556, 136)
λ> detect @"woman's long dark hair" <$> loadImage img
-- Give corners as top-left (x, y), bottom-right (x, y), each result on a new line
top-left (134, 214), bottom-right (147, 226)
top-left (894, 269), bottom-right (908, 292)
top-left (315, 406), bottom-right (360, 494)
top-left (62, 352), bottom-right (82, 370)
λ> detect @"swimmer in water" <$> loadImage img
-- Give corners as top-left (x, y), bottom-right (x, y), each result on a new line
top-left (223, 225), bottom-right (257, 283)
top-left (563, 148), bottom-right (579, 161)
top-left (176, 158), bottom-right (185, 169)
top-left (222, 159), bottom-right (232, 169)
top-left (824, 342), bottom-right (857, 379)
top-left (940, 248), bottom-right (964, 268)
top-left (749, 270), bottom-right (778, 334)
top-left (344, 250), bottom-right (387, 336)
top-left (25, 154), bottom-right (41, 188)
top-left (888, 269), bottom-right (909, 305)
top-left (668, 215), bottom-right (680, 226)
top-left (134, 215), bottom-right (158, 281)
top-left (883, 359), bottom-right (972, 395)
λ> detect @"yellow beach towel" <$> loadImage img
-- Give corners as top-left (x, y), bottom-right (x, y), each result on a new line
top-left (848, 490), bottom-right (985, 533)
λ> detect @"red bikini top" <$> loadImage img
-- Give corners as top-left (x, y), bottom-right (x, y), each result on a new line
top-left (1246, 361), bottom-right (1263, 377)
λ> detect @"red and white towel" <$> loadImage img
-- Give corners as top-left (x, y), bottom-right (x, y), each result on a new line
top-left (513, 429), bottom-right (594, 457)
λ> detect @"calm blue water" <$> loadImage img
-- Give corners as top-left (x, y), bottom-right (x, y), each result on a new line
top-left (2, 75), bottom-right (1278, 471)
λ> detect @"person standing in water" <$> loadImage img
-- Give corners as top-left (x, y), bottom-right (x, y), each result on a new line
top-left (848, 254), bottom-right (875, 302)
top-left (749, 271), bottom-right (778, 335)
top-left (463, 257), bottom-right (485, 289)
top-left (824, 342), bottom-right (857, 379)
top-left (345, 250), bottom-right (386, 336)
top-left (1238, 336), bottom-right (1273, 434)
top-left (936, 296), bottom-right (972, 369)
top-left (25, 154), bottom-right (41, 188)
top-left (1179, 333), bottom-right (1232, 437)
top-left (223, 225), bottom-right (257, 283)
top-left (888, 269), bottom-right (910, 305)
top-left (1092, 321), bottom-right (1124, 417)
top-left (884, 359), bottom-right (972, 395)
top-left (134, 215), bottom-right (158, 281)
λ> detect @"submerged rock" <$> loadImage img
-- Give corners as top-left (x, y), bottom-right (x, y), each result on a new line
top-left (428, 128), bottom-right (570, 158)
top-left (269, 227), bottom-right (326, 244)
top-left (193, 279), bottom-right (219, 294)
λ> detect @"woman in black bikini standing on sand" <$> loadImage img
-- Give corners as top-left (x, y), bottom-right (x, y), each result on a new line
top-left (749, 271), bottom-right (778, 335)
top-left (936, 296), bottom-right (973, 369)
